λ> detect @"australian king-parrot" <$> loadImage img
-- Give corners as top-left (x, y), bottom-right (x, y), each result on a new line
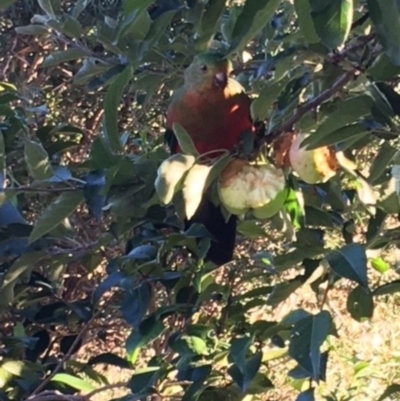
top-left (165, 51), bottom-right (256, 265)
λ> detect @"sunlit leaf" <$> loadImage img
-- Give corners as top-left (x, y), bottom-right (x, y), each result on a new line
top-left (172, 123), bottom-right (200, 157)
top-left (51, 373), bottom-right (95, 392)
top-left (182, 164), bottom-right (212, 219)
top-left (15, 25), bottom-right (49, 35)
top-left (195, 0), bottom-right (226, 50)
top-left (24, 139), bottom-right (53, 180)
top-left (309, 0), bottom-right (353, 49)
top-left (42, 48), bottom-right (86, 68)
top-left (294, 0), bottom-right (319, 44)
top-left (29, 191), bottom-right (84, 243)
top-left (229, 0), bottom-right (281, 53)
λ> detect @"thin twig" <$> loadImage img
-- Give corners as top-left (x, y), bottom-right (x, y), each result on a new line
top-left (4, 185), bottom-right (82, 193)
top-left (28, 310), bottom-right (101, 398)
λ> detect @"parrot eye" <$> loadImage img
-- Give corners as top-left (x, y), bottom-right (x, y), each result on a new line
top-left (200, 64), bottom-right (208, 72)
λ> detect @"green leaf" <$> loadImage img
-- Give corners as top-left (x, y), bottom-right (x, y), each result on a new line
top-left (42, 49), bottom-right (87, 68)
top-left (368, 53), bottom-right (400, 80)
top-left (0, 131), bottom-right (5, 176)
top-left (145, 9), bottom-right (177, 46)
top-left (182, 164), bottom-right (212, 219)
top-left (155, 153), bottom-right (196, 205)
top-left (128, 367), bottom-right (160, 394)
top-left (73, 59), bottom-right (110, 85)
top-left (242, 351), bottom-right (263, 393)
top-left (172, 123), bottom-right (200, 156)
top-left (24, 139), bottom-right (54, 180)
top-left (0, 92), bottom-right (19, 104)
top-left (229, 336), bottom-right (252, 372)
top-left (71, 0), bottom-right (93, 18)
top-left (288, 311), bottom-right (332, 381)
top-left (0, 366), bottom-right (13, 388)
top-left (346, 285), bottom-right (374, 322)
top-left (195, 0), bottom-right (226, 50)
top-left (15, 25), bottom-right (49, 35)
top-left (116, 9), bottom-right (151, 42)
top-left (367, 0), bottom-right (400, 66)
top-left (104, 65), bottom-right (134, 151)
top-left (246, 372), bottom-right (273, 394)
top-left (29, 191), bottom-right (84, 243)
top-left (0, 0), bottom-right (18, 10)
top-left (182, 381), bottom-right (208, 401)
top-left (370, 257), bottom-right (390, 274)
top-left (368, 143), bottom-right (397, 185)
top-left (373, 280), bottom-right (400, 296)
top-left (61, 14), bottom-right (82, 38)
top-left (38, 0), bottom-right (56, 17)
top-left (169, 334), bottom-right (209, 357)
top-left (355, 176), bottom-right (377, 215)
top-left (294, 0), bottom-right (320, 44)
top-left (326, 244), bottom-right (369, 291)
top-left (205, 153), bottom-right (232, 188)
top-left (309, 0), bottom-right (353, 49)
top-left (0, 252), bottom-right (46, 306)
top-left (0, 82), bottom-right (17, 92)
top-left (303, 124), bottom-right (367, 150)
top-left (266, 278), bottom-right (304, 306)
top-left (237, 220), bottom-right (267, 238)
top-left (302, 95), bottom-right (373, 149)
top-left (274, 246), bottom-right (325, 271)
top-left (368, 83), bottom-right (395, 118)
top-left (51, 373), bottom-right (95, 392)
top-left (228, 352), bottom-right (262, 393)
top-left (229, 0), bottom-right (281, 53)
top-left (378, 384), bottom-right (400, 401)
top-left (126, 318), bottom-right (165, 364)
top-left (296, 389), bottom-right (315, 401)
top-left (251, 79), bottom-right (288, 121)
top-left (123, 0), bottom-right (155, 14)
top-left (1, 361), bottom-right (41, 381)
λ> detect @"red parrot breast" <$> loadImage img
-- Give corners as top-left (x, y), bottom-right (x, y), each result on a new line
top-left (166, 84), bottom-right (255, 155)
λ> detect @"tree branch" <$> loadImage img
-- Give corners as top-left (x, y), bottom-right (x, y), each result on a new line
top-left (267, 69), bottom-right (358, 141)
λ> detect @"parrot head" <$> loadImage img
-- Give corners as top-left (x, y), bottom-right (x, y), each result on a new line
top-left (183, 51), bottom-right (233, 92)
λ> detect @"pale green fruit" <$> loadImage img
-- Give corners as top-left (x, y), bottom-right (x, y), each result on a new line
top-left (218, 159), bottom-right (286, 217)
top-left (289, 133), bottom-right (337, 184)
top-left (252, 188), bottom-right (288, 219)
top-left (155, 154), bottom-right (196, 205)
top-left (182, 164), bottom-right (212, 219)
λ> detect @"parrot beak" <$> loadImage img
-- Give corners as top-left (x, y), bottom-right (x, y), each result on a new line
top-left (213, 72), bottom-right (228, 88)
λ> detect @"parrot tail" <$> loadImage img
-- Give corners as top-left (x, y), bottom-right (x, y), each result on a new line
top-left (186, 196), bottom-right (237, 265)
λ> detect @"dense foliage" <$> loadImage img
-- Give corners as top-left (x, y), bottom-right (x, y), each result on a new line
top-left (2, 0), bottom-right (400, 400)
